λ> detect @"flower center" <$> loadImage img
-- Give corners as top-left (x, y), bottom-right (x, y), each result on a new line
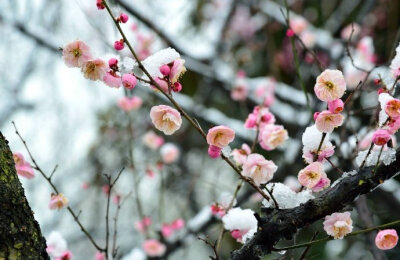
top-left (73, 48), bottom-right (82, 57)
top-left (325, 81), bottom-right (334, 89)
top-left (306, 171), bottom-right (318, 180)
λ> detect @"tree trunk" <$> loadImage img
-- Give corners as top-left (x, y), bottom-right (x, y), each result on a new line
top-left (0, 132), bottom-right (49, 259)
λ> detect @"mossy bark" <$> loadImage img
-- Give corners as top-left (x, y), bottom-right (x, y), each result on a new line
top-left (0, 132), bottom-right (49, 259)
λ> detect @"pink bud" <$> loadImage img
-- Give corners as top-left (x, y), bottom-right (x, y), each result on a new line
top-left (313, 112), bottom-right (320, 121)
top-left (327, 99), bottom-right (344, 114)
top-left (172, 82), bottom-right (182, 92)
top-left (171, 219), bottom-right (185, 230)
top-left (378, 88), bottom-right (388, 95)
top-left (208, 145), bottom-right (222, 159)
top-left (375, 229), bottom-right (398, 250)
top-left (160, 65), bottom-right (171, 76)
top-left (119, 13), bottom-right (129, 23)
top-left (372, 129), bottom-right (391, 146)
top-left (286, 29), bottom-right (295, 37)
top-left (122, 74), bottom-right (137, 89)
top-left (114, 39), bottom-right (124, 51)
top-left (108, 58), bottom-right (118, 67)
top-left (96, 0), bottom-right (105, 10)
top-left (161, 224), bottom-right (173, 238)
top-left (231, 230), bottom-right (242, 240)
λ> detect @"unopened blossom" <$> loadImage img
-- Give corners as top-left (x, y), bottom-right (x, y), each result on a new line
top-left (81, 59), bottom-right (107, 81)
top-left (62, 40), bottom-right (91, 67)
top-left (95, 252), bottom-right (105, 260)
top-left (160, 65), bottom-right (171, 76)
top-left (49, 193), bottom-right (69, 210)
top-left (142, 131), bottom-right (164, 150)
top-left (258, 124), bottom-right (288, 151)
top-left (119, 13), bottom-right (129, 23)
top-left (114, 39), bottom-right (125, 51)
top-left (372, 129), bottom-right (391, 146)
top-left (323, 212), bottom-right (353, 239)
top-left (390, 43), bottom-right (400, 78)
top-left (222, 207), bottom-right (257, 243)
top-left (142, 239), bottom-right (166, 257)
top-left (103, 72), bottom-right (121, 88)
top-left (161, 219), bottom-right (185, 238)
top-left (96, 0), bottom-right (105, 9)
top-left (314, 69), bottom-right (346, 102)
top-left (298, 162), bottom-right (325, 189)
top-left (150, 105), bottom-right (182, 135)
top-left (55, 250), bottom-right (72, 260)
top-left (172, 82), bottom-right (182, 92)
top-left (241, 153), bottom-right (277, 186)
top-left (244, 106), bottom-right (275, 129)
top-left (135, 217), bottom-right (152, 233)
top-left (152, 77), bottom-right (169, 93)
top-left (160, 143), bottom-right (180, 164)
top-left (117, 96), bottom-right (142, 112)
top-left (375, 229), bottom-right (398, 250)
top-left (231, 143), bottom-right (251, 166)
top-left (315, 110), bottom-right (344, 133)
top-left (385, 98), bottom-right (400, 119)
top-left (169, 59), bottom-right (186, 83)
top-left (161, 224), bottom-right (173, 238)
top-left (122, 74), bottom-right (137, 89)
top-left (328, 99), bottom-right (344, 114)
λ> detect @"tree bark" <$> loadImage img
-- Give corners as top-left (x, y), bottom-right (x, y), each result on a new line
top-left (0, 132), bottom-right (49, 259)
top-left (231, 149), bottom-right (400, 260)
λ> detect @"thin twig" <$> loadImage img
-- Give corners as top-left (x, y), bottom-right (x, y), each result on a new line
top-left (198, 237), bottom-right (219, 260)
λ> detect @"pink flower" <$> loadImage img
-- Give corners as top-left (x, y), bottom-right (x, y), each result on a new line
top-left (103, 72), bottom-right (121, 88)
top-left (119, 13), bottom-right (129, 23)
top-left (244, 113), bottom-right (257, 129)
top-left (328, 99), bottom-right (344, 114)
top-left (211, 204), bottom-right (226, 218)
top-left (96, 0), bottom-right (105, 9)
top-left (13, 152), bottom-right (26, 165)
top-left (311, 176), bottom-right (331, 192)
top-left (241, 153), bottom-right (277, 186)
top-left (388, 118), bottom-right (400, 134)
top-left (390, 44), bottom-right (400, 78)
top-left (372, 129), bottom-right (391, 146)
top-left (81, 59), bottom-right (107, 81)
top-left (160, 143), bottom-right (180, 164)
top-left (375, 229), bottom-right (398, 250)
top-left (117, 96), bottom-right (142, 112)
top-left (302, 144), bottom-right (335, 164)
top-left (15, 164), bottom-right (35, 179)
top-left (102, 185), bottom-right (110, 195)
top-left (114, 39), bottom-right (125, 51)
top-left (161, 224), bottom-right (173, 238)
top-left (206, 126), bottom-right (235, 148)
top-left (289, 17), bottom-right (308, 34)
top-left (142, 131), bottom-right (164, 150)
top-left (122, 74), bottom-right (137, 89)
top-left (169, 59), bottom-right (186, 83)
top-left (315, 110), bottom-right (344, 133)
top-left (231, 84), bottom-right (248, 101)
top-left (150, 105), bottom-right (182, 135)
top-left (341, 23), bottom-right (361, 40)
top-left (298, 162), bottom-right (325, 189)
top-left (208, 145), bottom-right (222, 158)
top-left (152, 77), bottom-right (169, 93)
top-left (323, 212), bottom-right (353, 239)
top-left (49, 193), bottom-right (69, 210)
top-left (160, 65), bottom-right (171, 76)
top-left (62, 41), bottom-right (91, 68)
top-left (258, 124), bottom-right (288, 151)
top-left (232, 143), bottom-right (251, 166)
top-left (314, 69), bottom-right (346, 102)
top-left (142, 239), bottom-right (166, 257)
top-left (135, 217), bottom-right (152, 233)
top-left (95, 252), bottom-right (105, 260)
top-left (55, 250), bottom-right (72, 260)
top-left (385, 98), bottom-right (400, 119)
top-left (171, 218), bottom-right (185, 230)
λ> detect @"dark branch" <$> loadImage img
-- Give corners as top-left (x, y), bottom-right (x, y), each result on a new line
top-left (231, 149), bottom-right (400, 260)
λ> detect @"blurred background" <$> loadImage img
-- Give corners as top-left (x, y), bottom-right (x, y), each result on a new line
top-left (1, 0), bottom-right (400, 259)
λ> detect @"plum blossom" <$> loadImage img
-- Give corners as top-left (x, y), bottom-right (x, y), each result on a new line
top-left (222, 207), bottom-right (257, 243)
top-left (160, 143), bottom-right (180, 164)
top-left (142, 239), bottom-right (166, 257)
top-left (117, 96), bottom-right (142, 112)
top-left (289, 17), bottom-right (308, 35)
top-left (372, 129), bottom-right (391, 146)
top-left (385, 98), bottom-right (400, 119)
top-left (297, 162), bottom-right (326, 189)
top-left (13, 152), bottom-right (35, 179)
top-left (122, 74), bottom-right (137, 89)
top-left (258, 124), bottom-right (288, 151)
top-left (142, 131), bottom-right (164, 150)
top-left (375, 229), bottom-right (398, 250)
top-left (302, 125), bottom-right (335, 163)
top-left (62, 40), bottom-right (91, 68)
top-left (315, 110), bottom-right (344, 133)
top-left (311, 176), bottom-right (331, 192)
top-left (254, 78), bottom-right (276, 106)
top-left (328, 99), bottom-right (344, 113)
top-left (161, 219), bottom-right (185, 238)
top-left (323, 212), bottom-right (353, 239)
top-left (135, 217), bottom-right (152, 233)
top-left (231, 71), bottom-right (248, 101)
top-left (245, 106), bottom-right (275, 129)
top-left (55, 251), bottom-right (72, 260)
top-left (241, 153), bottom-right (277, 186)
top-left (49, 193), bottom-right (69, 210)
top-left (46, 231), bottom-right (68, 258)
top-left (81, 59), bottom-right (107, 81)
top-left (231, 143), bottom-right (251, 166)
top-left (150, 105), bottom-right (182, 135)
top-left (390, 42), bottom-right (400, 78)
top-left (169, 58), bottom-right (186, 84)
top-left (103, 72), bottom-right (121, 88)
top-left (341, 23), bottom-right (361, 40)
top-left (314, 69), bottom-right (346, 102)
top-left (206, 126), bottom-right (235, 158)
top-left (95, 252), bottom-right (105, 260)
